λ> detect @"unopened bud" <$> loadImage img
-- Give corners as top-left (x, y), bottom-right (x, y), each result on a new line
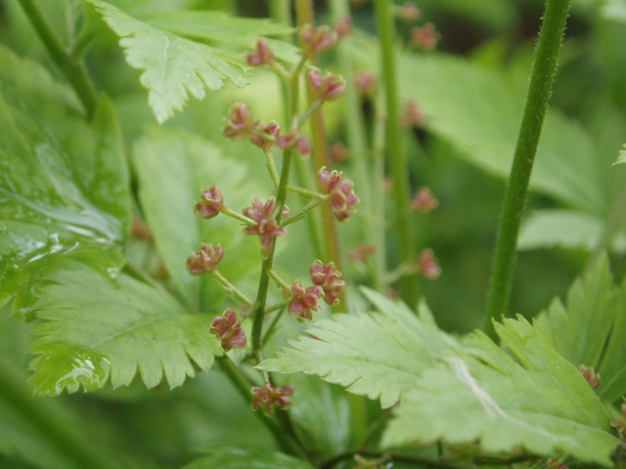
top-left (248, 120), bottom-right (281, 150)
top-left (410, 187), bottom-right (438, 212)
top-left (547, 460), bottom-right (569, 469)
top-left (411, 23), bottom-right (440, 51)
top-left (276, 129), bottom-right (311, 155)
top-left (251, 383), bottom-right (294, 414)
top-left (285, 281), bottom-right (324, 322)
top-left (348, 244), bottom-right (376, 263)
top-left (329, 141), bottom-right (349, 164)
top-left (579, 365), bottom-right (600, 389)
top-left (246, 39), bottom-right (275, 67)
top-left (397, 3), bottom-right (421, 22)
top-left (223, 102), bottom-right (253, 140)
top-left (354, 70), bottom-right (376, 94)
top-left (185, 243), bottom-right (223, 275)
top-left (417, 249), bottom-right (440, 280)
top-left (299, 24), bottom-right (338, 55)
top-left (210, 308), bottom-right (246, 352)
top-left (310, 260), bottom-right (345, 306)
top-left (195, 185), bottom-right (224, 219)
top-left (307, 70), bottom-right (346, 102)
top-left (400, 99), bottom-right (424, 128)
top-left (334, 16), bottom-right (352, 37)
top-left (317, 167), bottom-right (360, 221)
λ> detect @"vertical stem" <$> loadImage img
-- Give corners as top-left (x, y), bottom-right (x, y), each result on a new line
top-left (484, 0), bottom-right (572, 342)
top-left (295, 0), bottom-right (348, 311)
top-left (16, 0), bottom-right (98, 118)
top-left (374, 0), bottom-right (417, 307)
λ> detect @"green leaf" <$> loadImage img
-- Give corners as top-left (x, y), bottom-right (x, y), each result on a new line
top-left (132, 127), bottom-right (264, 311)
top-left (603, 0), bottom-right (626, 22)
top-left (518, 209), bottom-right (626, 252)
top-left (615, 144), bottom-right (626, 165)
top-left (259, 288), bottom-right (460, 409)
top-left (0, 44), bottom-right (130, 318)
top-left (398, 53), bottom-right (605, 215)
top-left (383, 318), bottom-right (617, 466)
top-left (86, 0), bottom-right (299, 123)
top-left (185, 446), bottom-right (315, 469)
top-left (27, 261), bottom-right (220, 396)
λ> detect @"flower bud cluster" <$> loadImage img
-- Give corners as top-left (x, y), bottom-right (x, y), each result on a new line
top-left (246, 39), bottom-right (274, 67)
top-left (210, 308), bottom-right (246, 352)
top-left (299, 24), bottom-right (338, 55)
top-left (397, 3), bottom-right (421, 22)
top-left (317, 167), bottom-right (360, 222)
top-left (307, 70), bottom-right (346, 102)
top-left (275, 129), bottom-right (311, 155)
top-left (243, 197), bottom-right (288, 256)
top-left (310, 261), bottom-right (345, 306)
top-left (411, 23), bottom-right (441, 51)
top-left (333, 16), bottom-right (352, 38)
top-left (410, 187), bottom-right (438, 212)
top-left (185, 243), bottom-right (223, 276)
top-left (354, 70), bottom-right (376, 95)
top-left (579, 365), bottom-right (600, 389)
top-left (400, 99), bottom-right (424, 128)
top-left (417, 249), bottom-right (441, 280)
top-left (251, 382), bottom-right (294, 414)
top-left (195, 185), bottom-right (224, 219)
top-left (547, 460), bottom-right (569, 469)
top-left (285, 281), bottom-right (324, 322)
top-left (348, 244), bottom-right (376, 263)
top-left (329, 141), bottom-right (349, 164)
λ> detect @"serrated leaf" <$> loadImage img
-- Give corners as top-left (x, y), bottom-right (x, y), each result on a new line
top-left (398, 53), bottom-right (605, 215)
top-left (519, 209), bottom-right (626, 252)
top-left (259, 288), bottom-right (460, 408)
top-left (537, 254), bottom-right (626, 402)
top-left (185, 446), bottom-right (315, 469)
top-left (615, 144), bottom-right (626, 165)
top-left (0, 44), bottom-right (130, 317)
top-left (27, 261), bottom-right (220, 396)
top-left (87, 0), bottom-right (298, 123)
top-left (132, 127), bottom-right (264, 311)
top-left (383, 318), bottom-right (617, 466)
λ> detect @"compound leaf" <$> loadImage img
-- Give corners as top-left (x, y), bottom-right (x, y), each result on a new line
top-left (27, 261), bottom-right (220, 396)
top-left (0, 44), bottom-right (130, 318)
top-left (185, 446), bottom-right (315, 469)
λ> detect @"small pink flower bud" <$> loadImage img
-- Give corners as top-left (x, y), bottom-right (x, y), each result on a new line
top-left (547, 460), bottom-right (569, 469)
top-left (329, 141), bottom-right (349, 164)
top-left (397, 3), bottom-right (421, 22)
top-left (410, 187), bottom-right (438, 212)
top-left (612, 419), bottom-right (626, 440)
top-left (248, 120), bottom-right (281, 150)
top-left (310, 260), bottom-right (345, 306)
top-left (334, 16), bottom-right (352, 38)
top-left (579, 365), bottom-right (600, 389)
top-left (223, 102), bottom-right (253, 140)
top-left (285, 281), bottom-right (324, 322)
top-left (210, 308), bottom-right (247, 352)
top-left (246, 39), bottom-right (275, 67)
top-left (354, 70), bottom-right (376, 95)
top-left (185, 243), bottom-right (223, 276)
top-left (400, 99), bottom-right (424, 128)
top-left (299, 24), bottom-right (338, 55)
top-left (251, 383), bottom-right (294, 414)
top-left (194, 185), bottom-right (224, 219)
top-left (348, 244), bottom-right (376, 263)
top-left (243, 197), bottom-right (286, 256)
top-left (410, 23), bottom-right (440, 51)
top-left (307, 71), bottom-right (346, 102)
top-left (317, 167), bottom-right (360, 222)
top-left (416, 249), bottom-right (440, 280)
top-left (276, 129), bottom-right (311, 156)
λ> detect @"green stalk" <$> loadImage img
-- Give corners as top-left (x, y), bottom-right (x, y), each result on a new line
top-left (373, 0), bottom-right (416, 307)
top-left (16, 0), bottom-right (98, 118)
top-left (484, 0), bottom-right (572, 341)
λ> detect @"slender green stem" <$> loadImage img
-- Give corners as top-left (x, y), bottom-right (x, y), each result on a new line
top-left (298, 99), bottom-right (323, 128)
top-left (287, 185), bottom-right (327, 200)
top-left (16, 0), bottom-right (98, 118)
top-left (281, 199), bottom-right (322, 227)
top-left (222, 207), bottom-right (256, 226)
top-left (319, 449), bottom-right (471, 469)
top-left (264, 149), bottom-right (281, 189)
top-left (211, 270), bottom-right (253, 307)
top-left (265, 298), bottom-right (293, 314)
top-left (374, 0), bottom-right (416, 308)
top-left (263, 308), bottom-right (286, 345)
top-left (268, 269), bottom-right (292, 291)
top-left (484, 0), bottom-right (572, 341)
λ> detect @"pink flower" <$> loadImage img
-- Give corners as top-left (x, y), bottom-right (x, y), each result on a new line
top-left (310, 260), bottom-right (345, 306)
top-left (409, 187), bottom-right (438, 212)
top-left (299, 24), bottom-right (338, 55)
top-left (243, 197), bottom-right (287, 256)
top-left (246, 39), bottom-right (275, 67)
top-left (416, 249), bottom-right (441, 280)
top-left (276, 129), bottom-right (311, 155)
top-left (251, 383), bottom-right (294, 414)
top-left (210, 308), bottom-right (246, 352)
top-left (317, 167), bottom-right (360, 222)
top-left (348, 244), bottom-right (376, 263)
top-left (194, 185), bottom-right (224, 219)
top-left (410, 23), bottom-right (440, 51)
top-left (222, 102), bottom-right (253, 140)
top-left (285, 281), bottom-right (324, 322)
top-left (307, 70), bottom-right (346, 102)
top-left (185, 243), bottom-right (223, 275)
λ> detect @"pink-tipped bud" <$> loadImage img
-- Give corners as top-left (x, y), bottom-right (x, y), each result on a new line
top-left (354, 70), bottom-right (376, 95)
top-left (185, 243), bottom-right (223, 276)
top-left (210, 308), bottom-right (247, 352)
top-left (317, 167), bottom-right (360, 222)
top-left (334, 16), bottom-right (352, 38)
top-left (242, 197), bottom-right (286, 257)
top-left (251, 383), bottom-right (294, 414)
top-left (410, 23), bottom-right (440, 51)
top-left (410, 187), bottom-right (438, 212)
top-left (285, 281), bottom-right (324, 322)
top-left (329, 141), bottom-right (349, 164)
top-left (276, 129), bottom-right (311, 156)
top-left (307, 70), bottom-right (346, 102)
top-left (299, 24), bottom-right (338, 55)
top-left (194, 185), bottom-right (224, 219)
top-left (310, 260), bottom-right (345, 306)
top-left (248, 120), bottom-right (281, 150)
top-left (397, 2), bottom-right (421, 22)
top-left (348, 244), bottom-right (376, 263)
top-left (223, 102), bottom-right (253, 140)
top-left (579, 365), bottom-right (600, 389)
top-left (246, 39), bottom-right (275, 67)
top-left (417, 249), bottom-right (440, 280)
top-left (400, 99), bottom-right (424, 128)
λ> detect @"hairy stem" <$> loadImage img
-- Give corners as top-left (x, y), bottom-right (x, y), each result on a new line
top-left (16, 0), bottom-right (98, 118)
top-left (484, 0), bottom-right (572, 341)
top-left (374, 0), bottom-right (417, 308)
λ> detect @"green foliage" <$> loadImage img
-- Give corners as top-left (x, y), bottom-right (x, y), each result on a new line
top-left (616, 144), bottom-right (626, 165)
top-left (0, 44), bottom-right (130, 317)
top-left (185, 446), bottom-right (315, 469)
top-left (603, 0), bottom-right (626, 22)
top-left (86, 0), bottom-right (298, 123)
top-left (27, 261), bottom-right (220, 396)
